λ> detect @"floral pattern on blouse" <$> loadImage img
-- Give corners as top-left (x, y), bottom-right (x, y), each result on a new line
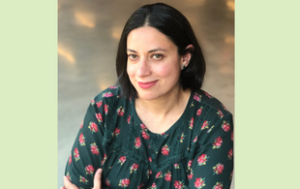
top-left (64, 86), bottom-right (234, 189)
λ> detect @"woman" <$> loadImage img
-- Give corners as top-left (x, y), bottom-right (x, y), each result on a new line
top-left (62, 3), bottom-right (233, 189)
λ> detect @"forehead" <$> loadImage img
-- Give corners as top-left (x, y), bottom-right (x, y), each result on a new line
top-left (127, 26), bottom-right (176, 51)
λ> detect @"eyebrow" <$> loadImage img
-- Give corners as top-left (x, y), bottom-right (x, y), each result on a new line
top-left (127, 48), bottom-right (167, 53)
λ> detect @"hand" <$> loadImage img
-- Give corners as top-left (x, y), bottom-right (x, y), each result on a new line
top-left (61, 168), bottom-right (103, 189)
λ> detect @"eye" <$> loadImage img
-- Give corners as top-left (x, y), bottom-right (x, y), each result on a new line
top-left (128, 54), bottom-right (138, 60)
top-left (152, 54), bottom-right (164, 60)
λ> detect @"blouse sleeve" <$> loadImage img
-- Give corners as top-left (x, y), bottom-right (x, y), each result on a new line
top-left (64, 98), bottom-right (107, 189)
top-left (188, 108), bottom-right (234, 189)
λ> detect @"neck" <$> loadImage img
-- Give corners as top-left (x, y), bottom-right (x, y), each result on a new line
top-left (135, 85), bottom-right (191, 120)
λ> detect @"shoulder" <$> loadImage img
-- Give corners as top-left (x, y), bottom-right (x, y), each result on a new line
top-left (91, 85), bottom-right (130, 117)
top-left (92, 85), bottom-right (124, 104)
top-left (191, 89), bottom-right (233, 145)
top-left (192, 89), bottom-right (232, 118)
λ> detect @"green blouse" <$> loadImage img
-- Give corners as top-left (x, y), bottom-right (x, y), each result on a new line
top-left (64, 85), bottom-right (233, 189)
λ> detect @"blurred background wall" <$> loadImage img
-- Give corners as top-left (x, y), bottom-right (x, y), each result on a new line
top-left (58, 0), bottom-right (234, 188)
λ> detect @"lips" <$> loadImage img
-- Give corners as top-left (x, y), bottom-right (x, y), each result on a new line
top-left (137, 80), bottom-right (158, 89)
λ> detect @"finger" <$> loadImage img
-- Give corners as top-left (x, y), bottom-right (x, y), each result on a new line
top-left (63, 176), bottom-right (79, 189)
top-left (93, 168), bottom-right (102, 189)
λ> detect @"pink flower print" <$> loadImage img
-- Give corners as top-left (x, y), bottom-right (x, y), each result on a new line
top-left (101, 153), bottom-right (107, 165)
top-left (119, 156), bottom-right (126, 166)
top-left (213, 182), bottom-right (224, 189)
top-left (134, 137), bottom-right (141, 149)
top-left (164, 171), bottom-right (172, 182)
top-left (188, 159), bottom-right (193, 169)
top-left (88, 122), bottom-right (98, 133)
top-left (137, 183), bottom-right (144, 189)
top-left (213, 163), bottom-right (224, 175)
top-left (197, 107), bottom-right (203, 116)
top-left (79, 175), bottom-right (88, 184)
top-left (204, 91), bottom-right (212, 98)
top-left (90, 143), bottom-right (99, 155)
top-left (189, 117), bottom-right (194, 129)
top-left (228, 149), bottom-right (233, 160)
top-left (201, 120), bottom-right (209, 130)
top-left (194, 177), bottom-right (205, 189)
top-left (174, 163), bottom-right (180, 169)
top-left (187, 169), bottom-right (193, 180)
top-left (104, 104), bottom-right (109, 114)
top-left (130, 163), bottom-right (139, 174)
top-left (193, 93), bottom-right (201, 102)
top-left (117, 106), bottom-right (125, 116)
top-left (222, 121), bottom-right (230, 132)
top-left (231, 131), bottom-right (233, 141)
top-left (147, 170), bottom-right (152, 178)
top-left (161, 144), bottom-right (170, 156)
top-left (79, 133), bottom-right (85, 146)
top-left (217, 109), bottom-right (224, 118)
top-left (73, 148), bottom-right (80, 161)
top-left (95, 113), bottom-right (103, 123)
top-left (156, 171), bottom-right (162, 179)
top-left (66, 172), bottom-right (71, 181)
top-left (96, 100), bottom-right (102, 108)
top-left (85, 165), bottom-right (94, 175)
top-left (68, 155), bottom-right (72, 165)
top-left (109, 86), bottom-right (117, 89)
top-left (193, 136), bottom-right (198, 143)
top-left (102, 92), bottom-right (113, 97)
top-left (180, 132), bottom-right (185, 143)
top-left (80, 121), bottom-right (83, 129)
top-left (197, 154), bottom-right (208, 166)
top-left (151, 183), bottom-right (157, 189)
top-left (119, 178), bottom-right (130, 188)
top-left (113, 128), bottom-right (121, 138)
top-left (105, 178), bottom-right (111, 186)
top-left (149, 157), bottom-right (152, 162)
top-left (115, 128), bottom-right (121, 135)
top-left (142, 131), bottom-right (150, 140)
top-left (127, 115), bottom-right (131, 124)
top-left (140, 124), bottom-right (147, 130)
top-left (213, 136), bottom-right (223, 149)
top-left (91, 99), bottom-right (95, 105)
top-left (174, 180), bottom-right (184, 189)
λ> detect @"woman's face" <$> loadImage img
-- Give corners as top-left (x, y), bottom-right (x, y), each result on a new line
top-left (127, 26), bottom-right (185, 101)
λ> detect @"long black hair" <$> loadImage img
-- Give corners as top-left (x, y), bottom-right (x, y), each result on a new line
top-left (116, 3), bottom-right (206, 98)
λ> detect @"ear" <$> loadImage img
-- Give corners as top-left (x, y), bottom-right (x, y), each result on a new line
top-left (181, 44), bottom-right (194, 69)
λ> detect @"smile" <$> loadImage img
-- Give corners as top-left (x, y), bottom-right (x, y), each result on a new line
top-left (137, 80), bottom-right (158, 89)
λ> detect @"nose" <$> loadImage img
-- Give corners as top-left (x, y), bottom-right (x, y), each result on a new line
top-left (136, 57), bottom-right (151, 77)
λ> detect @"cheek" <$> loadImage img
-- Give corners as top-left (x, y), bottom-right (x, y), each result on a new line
top-left (155, 63), bottom-right (180, 78)
top-left (127, 64), bottom-right (136, 80)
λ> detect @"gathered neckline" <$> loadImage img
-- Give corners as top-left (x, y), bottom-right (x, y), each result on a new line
top-left (131, 91), bottom-right (193, 136)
